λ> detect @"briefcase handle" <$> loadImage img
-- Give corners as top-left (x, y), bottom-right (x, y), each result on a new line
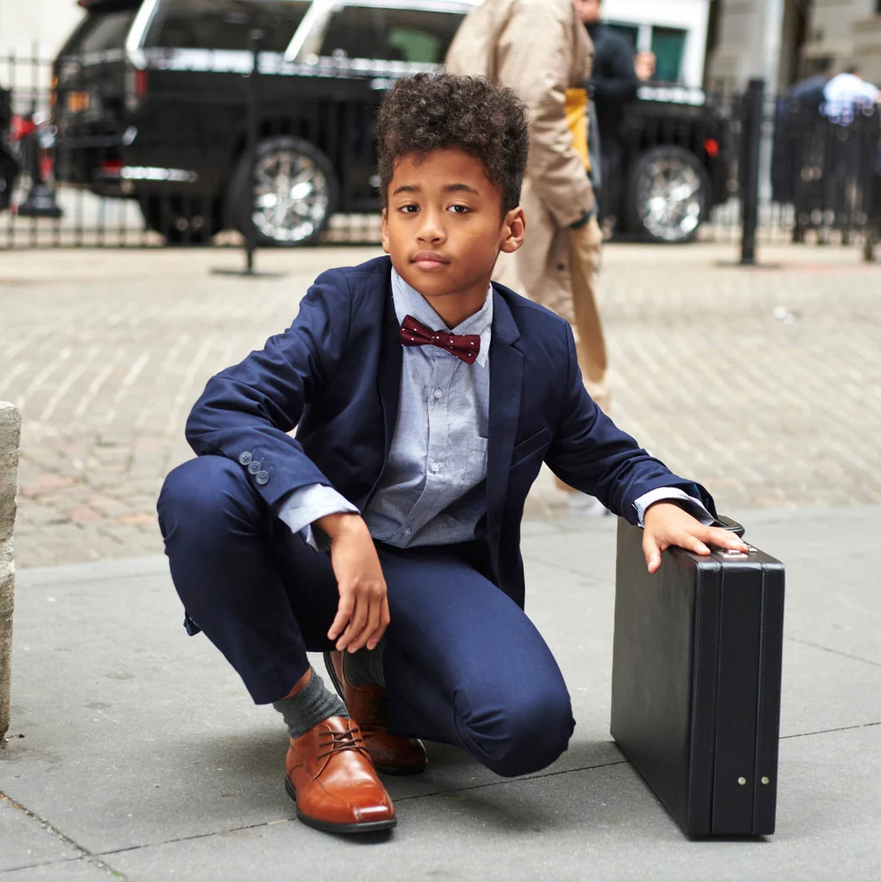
top-left (713, 514), bottom-right (745, 537)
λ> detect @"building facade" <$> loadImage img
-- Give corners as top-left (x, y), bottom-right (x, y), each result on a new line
top-left (602, 0), bottom-right (712, 88)
top-left (0, 0), bottom-right (84, 62)
top-left (706, 0), bottom-right (881, 92)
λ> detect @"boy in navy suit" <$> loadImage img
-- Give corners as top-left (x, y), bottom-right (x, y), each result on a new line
top-left (157, 74), bottom-right (747, 836)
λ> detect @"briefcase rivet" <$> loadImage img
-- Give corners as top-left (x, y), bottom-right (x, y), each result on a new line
top-left (738, 777), bottom-right (747, 785)
top-left (761, 777), bottom-right (770, 785)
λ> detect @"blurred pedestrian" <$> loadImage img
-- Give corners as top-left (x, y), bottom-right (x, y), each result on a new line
top-left (822, 66), bottom-right (880, 125)
top-left (573, 0), bottom-right (639, 233)
top-left (447, 0), bottom-right (611, 515)
top-left (635, 50), bottom-right (656, 83)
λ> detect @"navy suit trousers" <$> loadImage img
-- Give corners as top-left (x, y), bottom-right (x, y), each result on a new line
top-left (157, 456), bottom-right (575, 777)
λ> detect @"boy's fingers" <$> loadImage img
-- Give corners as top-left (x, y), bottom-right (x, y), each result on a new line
top-left (642, 533), bottom-right (662, 574)
top-left (678, 531), bottom-right (711, 556)
top-left (706, 528), bottom-right (749, 552)
top-left (337, 599), bottom-right (368, 651)
top-left (348, 598), bottom-right (381, 654)
top-left (367, 598), bottom-right (391, 651)
top-left (327, 593), bottom-right (355, 641)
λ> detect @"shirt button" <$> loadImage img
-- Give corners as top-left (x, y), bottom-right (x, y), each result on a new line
top-left (431, 462), bottom-right (440, 473)
top-left (248, 460), bottom-right (262, 475)
top-left (238, 451), bottom-right (253, 466)
top-left (433, 389), bottom-right (443, 399)
top-left (404, 527), bottom-right (412, 536)
top-left (255, 470), bottom-right (270, 486)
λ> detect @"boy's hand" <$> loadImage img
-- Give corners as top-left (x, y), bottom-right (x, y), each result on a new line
top-left (642, 502), bottom-right (749, 574)
top-left (317, 512), bottom-right (390, 653)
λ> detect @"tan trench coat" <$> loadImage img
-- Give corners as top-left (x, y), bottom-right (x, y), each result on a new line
top-left (446, 0), bottom-right (595, 322)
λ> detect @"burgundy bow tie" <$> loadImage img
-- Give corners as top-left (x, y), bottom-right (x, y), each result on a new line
top-left (400, 315), bottom-right (481, 365)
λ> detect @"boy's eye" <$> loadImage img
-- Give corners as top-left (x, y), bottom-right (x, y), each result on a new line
top-left (449, 204), bottom-right (471, 214)
top-left (399, 204), bottom-right (419, 214)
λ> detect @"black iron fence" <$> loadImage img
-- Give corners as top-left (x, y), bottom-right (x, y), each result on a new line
top-left (2, 50), bottom-right (881, 259)
top-left (708, 79), bottom-right (881, 260)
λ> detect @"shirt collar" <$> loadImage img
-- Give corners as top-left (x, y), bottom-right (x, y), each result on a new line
top-left (391, 268), bottom-right (493, 368)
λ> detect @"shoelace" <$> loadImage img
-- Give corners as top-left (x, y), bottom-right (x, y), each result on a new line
top-left (316, 726), bottom-right (371, 760)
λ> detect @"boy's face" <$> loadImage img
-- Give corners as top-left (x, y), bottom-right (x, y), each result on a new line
top-left (381, 148), bottom-right (525, 326)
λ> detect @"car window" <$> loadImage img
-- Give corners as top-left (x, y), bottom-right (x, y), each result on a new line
top-left (147, 0), bottom-right (310, 53)
top-left (75, 10), bottom-right (139, 54)
top-left (321, 5), bottom-right (465, 63)
top-left (382, 8), bottom-right (465, 64)
top-left (320, 6), bottom-right (386, 60)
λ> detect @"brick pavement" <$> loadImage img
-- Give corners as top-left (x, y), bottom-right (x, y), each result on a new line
top-left (1, 242), bottom-right (879, 568)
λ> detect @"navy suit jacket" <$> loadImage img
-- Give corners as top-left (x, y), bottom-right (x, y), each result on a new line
top-left (186, 256), bottom-right (714, 608)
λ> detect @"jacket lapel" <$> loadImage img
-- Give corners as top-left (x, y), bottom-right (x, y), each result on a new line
top-left (368, 277), bottom-right (402, 507)
top-left (487, 287), bottom-right (523, 572)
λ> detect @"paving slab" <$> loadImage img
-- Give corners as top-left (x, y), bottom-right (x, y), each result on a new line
top-left (104, 726), bottom-right (881, 882)
top-left (1, 507), bottom-right (880, 880)
top-left (0, 797), bottom-right (80, 872)
top-left (1, 861), bottom-right (118, 882)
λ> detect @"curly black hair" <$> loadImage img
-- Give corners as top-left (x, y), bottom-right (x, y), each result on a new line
top-left (376, 73), bottom-right (529, 214)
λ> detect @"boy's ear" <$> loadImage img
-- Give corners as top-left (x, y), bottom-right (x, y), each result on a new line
top-left (381, 208), bottom-right (391, 254)
top-left (499, 206), bottom-right (526, 254)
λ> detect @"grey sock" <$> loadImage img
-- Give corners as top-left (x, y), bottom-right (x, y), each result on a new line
top-left (343, 637), bottom-right (387, 688)
top-left (272, 668), bottom-right (348, 740)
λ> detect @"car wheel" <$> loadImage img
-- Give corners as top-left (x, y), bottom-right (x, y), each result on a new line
top-left (624, 146), bottom-right (711, 244)
top-left (228, 136), bottom-right (337, 246)
top-left (139, 194), bottom-right (223, 245)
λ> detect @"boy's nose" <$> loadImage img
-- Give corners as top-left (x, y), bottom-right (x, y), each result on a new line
top-left (416, 210), bottom-right (445, 243)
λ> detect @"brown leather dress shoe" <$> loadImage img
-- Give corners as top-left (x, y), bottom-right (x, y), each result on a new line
top-left (285, 716), bottom-right (396, 834)
top-left (325, 650), bottom-right (427, 776)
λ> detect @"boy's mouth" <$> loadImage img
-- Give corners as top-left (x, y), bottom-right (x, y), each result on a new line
top-left (412, 251), bottom-right (450, 269)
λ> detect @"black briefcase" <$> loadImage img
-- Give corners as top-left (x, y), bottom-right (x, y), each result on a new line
top-left (610, 517), bottom-right (785, 836)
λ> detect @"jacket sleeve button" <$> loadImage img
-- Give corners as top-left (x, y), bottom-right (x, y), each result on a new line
top-left (238, 451), bottom-right (253, 466)
top-left (255, 470), bottom-right (270, 486)
top-left (248, 460), bottom-right (262, 474)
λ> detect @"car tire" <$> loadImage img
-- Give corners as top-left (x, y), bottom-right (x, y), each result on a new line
top-left (227, 136), bottom-right (337, 246)
top-left (139, 194), bottom-right (223, 245)
top-left (624, 146), bottom-right (711, 244)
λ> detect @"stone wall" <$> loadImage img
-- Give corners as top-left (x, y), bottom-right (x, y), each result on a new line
top-left (0, 401), bottom-right (21, 742)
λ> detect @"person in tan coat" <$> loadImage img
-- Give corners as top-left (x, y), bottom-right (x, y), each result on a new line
top-left (446, 0), bottom-right (611, 420)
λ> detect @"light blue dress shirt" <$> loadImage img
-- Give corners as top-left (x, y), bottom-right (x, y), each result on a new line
top-left (277, 268), bottom-right (711, 546)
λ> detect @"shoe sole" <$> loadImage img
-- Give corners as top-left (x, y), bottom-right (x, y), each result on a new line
top-left (284, 776), bottom-right (396, 834)
top-left (322, 652), bottom-right (427, 777)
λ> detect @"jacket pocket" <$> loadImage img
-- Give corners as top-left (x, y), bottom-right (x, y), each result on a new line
top-left (511, 428), bottom-right (550, 466)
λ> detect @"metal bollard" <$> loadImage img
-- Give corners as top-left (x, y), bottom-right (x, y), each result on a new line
top-left (0, 401), bottom-right (21, 743)
top-left (740, 78), bottom-right (765, 266)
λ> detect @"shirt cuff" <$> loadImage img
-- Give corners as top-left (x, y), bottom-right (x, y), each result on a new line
top-left (633, 487), bottom-right (714, 528)
top-left (277, 484), bottom-right (359, 551)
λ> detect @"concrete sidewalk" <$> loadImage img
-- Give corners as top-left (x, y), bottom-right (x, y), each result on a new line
top-left (2, 506), bottom-right (880, 881)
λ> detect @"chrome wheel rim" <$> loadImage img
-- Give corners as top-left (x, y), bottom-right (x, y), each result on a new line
top-left (252, 149), bottom-right (330, 243)
top-left (636, 157), bottom-right (704, 242)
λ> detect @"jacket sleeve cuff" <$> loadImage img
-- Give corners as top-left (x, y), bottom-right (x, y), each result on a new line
top-left (633, 487), bottom-right (714, 528)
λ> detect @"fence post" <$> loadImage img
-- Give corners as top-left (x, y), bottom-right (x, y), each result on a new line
top-left (0, 402), bottom-right (21, 743)
top-left (740, 78), bottom-right (765, 266)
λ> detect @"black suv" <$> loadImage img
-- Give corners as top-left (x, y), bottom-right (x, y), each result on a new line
top-left (53, 0), bottom-right (730, 245)
top-left (53, 0), bottom-right (476, 244)
top-left (614, 84), bottom-right (732, 243)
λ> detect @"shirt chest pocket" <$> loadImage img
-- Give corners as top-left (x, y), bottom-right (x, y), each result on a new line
top-left (462, 436), bottom-right (488, 483)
